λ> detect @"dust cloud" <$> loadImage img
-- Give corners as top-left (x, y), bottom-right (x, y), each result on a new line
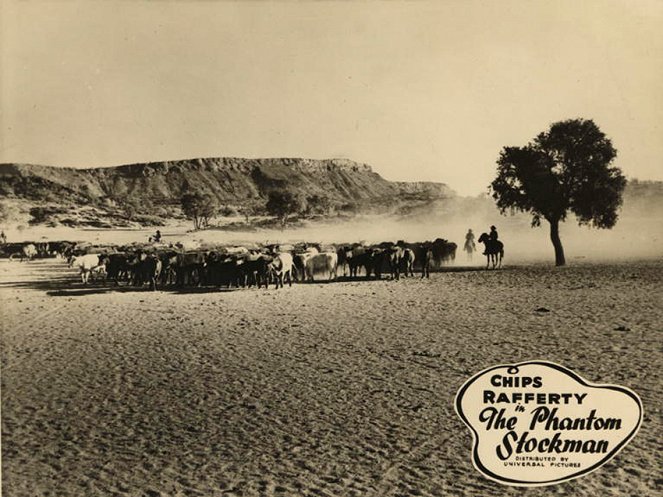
top-left (249, 195), bottom-right (662, 264)
top-left (2, 193), bottom-right (660, 265)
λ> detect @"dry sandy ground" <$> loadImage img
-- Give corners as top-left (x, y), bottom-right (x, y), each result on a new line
top-left (1, 258), bottom-right (661, 497)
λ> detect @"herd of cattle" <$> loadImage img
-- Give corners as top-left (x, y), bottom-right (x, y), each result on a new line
top-left (1, 238), bottom-right (458, 290)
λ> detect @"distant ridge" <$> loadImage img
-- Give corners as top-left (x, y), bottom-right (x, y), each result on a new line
top-left (0, 157), bottom-right (455, 205)
top-left (0, 157), bottom-right (455, 226)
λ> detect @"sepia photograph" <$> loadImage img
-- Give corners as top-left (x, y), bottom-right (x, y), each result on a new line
top-left (1, 1), bottom-right (661, 496)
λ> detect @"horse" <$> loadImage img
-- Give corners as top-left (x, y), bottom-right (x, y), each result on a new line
top-left (477, 233), bottom-right (504, 269)
top-left (463, 238), bottom-right (476, 260)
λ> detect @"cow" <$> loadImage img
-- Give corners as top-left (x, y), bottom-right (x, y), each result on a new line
top-left (1, 243), bottom-right (22, 259)
top-left (104, 253), bottom-right (131, 285)
top-left (370, 242), bottom-right (400, 280)
top-left (349, 248), bottom-right (375, 279)
top-left (35, 242), bottom-right (51, 258)
top-left (269, 252), bottom-right (294, 289)
top-left (400, 247), bottom-right (416, 277)
top-left (337, 243), bottom-right (368, 278)
top-left (417, 243), bottom-right (435, 279)
top-left (384, 245), bottom-right (403, 280)
top-left (336, 245), bottom-right (351, 277)
top-left (238, 254), bottom-right (273, 289)
top-left (60, 242), bottom-right (80, 261)
top-left (48, 241), bottom-right (75, 259)
top-left (175, 251), bottom-right (206, 287)
top-left (292, 246), bottom-right (319, 282)
top-left (304, 252), bottom-right (338, 282)
top-left (71, 253), bottom-right (107, 284)
top-left (158, 250), bottom-right (179, 286)
top-left (8, 243), bottom-right (37, 262)
top-left (206, 252), bottom-right (243, 288)
top-left (431, 238), bottom-right (457, 265)
top-left (88, 263), bottom-right (108, 282)
top-left (130, 252), bottom-right (162, 290)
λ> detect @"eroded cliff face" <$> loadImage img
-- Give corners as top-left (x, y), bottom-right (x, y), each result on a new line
top-left (0, 157), bottom-right (455, 209)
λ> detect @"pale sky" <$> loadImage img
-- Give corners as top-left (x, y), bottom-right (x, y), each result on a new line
top-left (1, 0), bottom-right (662, 195)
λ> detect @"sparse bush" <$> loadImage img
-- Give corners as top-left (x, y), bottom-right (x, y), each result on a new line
top-left (29, 207), bottom-right (49, 225)
top-left (239, 199), bottom-right (265, 223)
top-left (28, 205), bottom-right (69, 225)
top-left (265, 191), bottom-right (307, 228)
top-left (339, 201), bottom-right (359, 214)
top-left (218, 205), bottom-right (238, 217)
top-left (0, 201), bottom-right (20, 225)
top-left (123, 199), bottom-right (142, 221)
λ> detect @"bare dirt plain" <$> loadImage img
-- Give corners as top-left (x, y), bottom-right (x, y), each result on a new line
top-left (1, 258), bottom-right (661, 497)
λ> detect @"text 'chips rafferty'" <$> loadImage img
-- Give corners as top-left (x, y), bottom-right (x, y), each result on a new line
top-left (455, 361), bottom-right (642, 486)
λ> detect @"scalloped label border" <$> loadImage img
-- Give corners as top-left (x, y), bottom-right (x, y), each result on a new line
top-left (455, 360), bottom-right (643, 486)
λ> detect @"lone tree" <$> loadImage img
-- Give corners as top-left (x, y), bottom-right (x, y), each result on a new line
top-left (265, 190), bottom-right (306, 229)
top-left (181, 191), bottom-right (218, 229)
top-left (491, 118), bottom-right (626, 266)
top-left (305, 194), bottom-right (333, 216)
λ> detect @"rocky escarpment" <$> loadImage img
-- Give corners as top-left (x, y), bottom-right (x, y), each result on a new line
top-left (0, 157), bottom-right (455, 226)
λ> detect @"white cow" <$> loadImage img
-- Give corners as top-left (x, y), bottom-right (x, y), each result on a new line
top-left (304, 252), bottom-right (338, 282)
top-left (71, 254), bottom-right (106, 284)
top-left (293, 246), bottom-right (319, 282)
top-left (269, 252), bottom-right (293, 289)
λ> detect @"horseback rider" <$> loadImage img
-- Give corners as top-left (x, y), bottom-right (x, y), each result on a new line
top-left (483, 225), bottom-right (498, 255)
top-left (464, 229), bottom-right (476, 257)
top-left (153, 230), bottom-right (162, 243)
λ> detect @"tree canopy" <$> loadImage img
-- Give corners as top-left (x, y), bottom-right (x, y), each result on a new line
top-left (180, 191), bottom-right (218, 229)
top-left (305, 194), bottom-right (333, 216)
top-left (265, 190), bottom-right (306, 228)
top-left (490, 118), bottom-right (626, 266)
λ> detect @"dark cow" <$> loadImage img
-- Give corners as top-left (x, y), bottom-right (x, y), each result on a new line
top-left (349, 248), bottom-right (375, 279)
top-left (130, 252), bottom-right (162, 290)
top-left (105, 253), bottom-right (131, 285)
top-left (35, 242), bottom-right (51, 258)
top-left (1, 243), bottom-right (21, 258)
top-left (206, 252), bottom-right (243, 288)
top-left (336, 245), bottom-right (352, 277)
top-left (238, 254), bottom-right (273, 289)
top-left (48, 241), bottom-right (75, 259)
top-left (370, 245), bottom-right (402, 280)
top-left (5, 243), bottom-right (37, 261)
top-left (431, 238), bottom-right (457, 265)
top-left (158, 250), bottom-right (179, 286)
top-left (175, 251), bottom-right (206, 287)
top-left (339, 243), bottom-right (369, 278)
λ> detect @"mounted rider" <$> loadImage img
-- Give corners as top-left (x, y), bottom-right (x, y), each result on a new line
top-left (464, 229), bottom-right (476, 256)
top-left (483, 225), bottom-right (498, 255)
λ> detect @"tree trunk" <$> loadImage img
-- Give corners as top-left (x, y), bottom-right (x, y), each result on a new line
top-left (549, 218), bottom-right (566, 266)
